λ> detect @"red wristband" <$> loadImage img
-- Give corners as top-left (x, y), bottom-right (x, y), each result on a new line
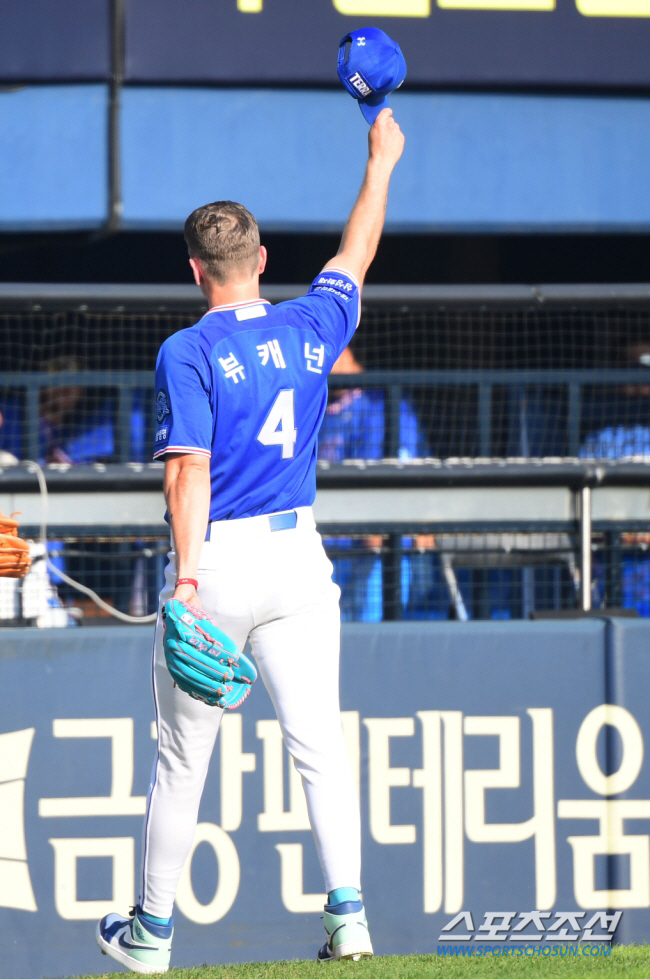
top-left (175, 578), bottom-right (198, 589)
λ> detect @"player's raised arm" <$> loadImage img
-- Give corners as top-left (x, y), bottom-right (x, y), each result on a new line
top-left (323, 108), bottom-right (404, 289)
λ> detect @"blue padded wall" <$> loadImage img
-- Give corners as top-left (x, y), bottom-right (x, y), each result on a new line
top-left (4, 86), bottom-right (650, 232)
top-left (121, 89), bottom-right (650, 232)
top-left (0, 86), bottom-right (108, 230)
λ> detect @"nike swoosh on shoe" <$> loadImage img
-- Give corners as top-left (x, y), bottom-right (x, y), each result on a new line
top-left (118, 934), bottom-right (160, 952)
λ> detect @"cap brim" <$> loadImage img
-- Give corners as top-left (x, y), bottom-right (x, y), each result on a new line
top-left (359, 98), bottom-right (387, 126)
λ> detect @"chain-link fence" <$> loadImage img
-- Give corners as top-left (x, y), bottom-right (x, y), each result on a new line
top-left (2, 284), bottom-right (650, 464)
top-left (1, 284), bottom-right (649, 626)
top-left (0, 457), bottom-right (645, 625)
top-left (6, 526), bottom-right (649, 626)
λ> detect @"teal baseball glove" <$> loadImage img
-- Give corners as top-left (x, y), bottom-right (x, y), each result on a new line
top-left (162, 599), bottom-right (257, 709)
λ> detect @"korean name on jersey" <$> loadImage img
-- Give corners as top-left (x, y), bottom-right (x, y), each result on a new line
top-left (153, 270), bottom-right (360, 521)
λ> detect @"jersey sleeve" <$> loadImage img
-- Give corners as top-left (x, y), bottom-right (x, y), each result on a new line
top-left (302, 266), bottom-right (361, 358)
top-left (152, 333), bottom-right (212, 459)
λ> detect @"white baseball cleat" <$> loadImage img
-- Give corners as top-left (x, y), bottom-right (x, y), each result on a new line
top-left (317, 901), bottom-right (374, 962)
top-left (96, 906), bottom-right (173, 974)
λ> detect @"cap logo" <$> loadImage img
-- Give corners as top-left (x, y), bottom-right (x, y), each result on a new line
top-left (348, 71), bottom-right (372, 98)
top-left (356, 36), bottom-right (366, 46)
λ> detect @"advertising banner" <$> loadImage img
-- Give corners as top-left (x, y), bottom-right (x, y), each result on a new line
top-left (4, 1), bottom-right (650, 87)
top-left (123, 0), bottom-right (650, 88)
top-left (0, 619), bottom-right (648, 979)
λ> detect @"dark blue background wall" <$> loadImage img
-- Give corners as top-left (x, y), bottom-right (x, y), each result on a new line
top-left (4, 1), bottom-right (650, 87)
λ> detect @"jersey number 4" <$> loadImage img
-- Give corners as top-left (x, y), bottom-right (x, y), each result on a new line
top-left (257, 389), bottom-right (297, 459)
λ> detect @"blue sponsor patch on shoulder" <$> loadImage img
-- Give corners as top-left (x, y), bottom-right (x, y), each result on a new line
top-left (155, 427), bottom-right (168, 443)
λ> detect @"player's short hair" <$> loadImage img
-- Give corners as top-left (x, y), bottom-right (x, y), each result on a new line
top-left (184, 201), bottom-right (260, 285)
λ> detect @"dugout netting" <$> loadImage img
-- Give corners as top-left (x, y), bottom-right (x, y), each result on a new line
top-left (2, 284), bottom-right (650, 462)
top-left (0, 283), bottom-right (649, 625)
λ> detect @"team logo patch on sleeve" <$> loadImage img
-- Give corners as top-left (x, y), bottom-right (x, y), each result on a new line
top-left (156, 389), bottom-right (171, 423)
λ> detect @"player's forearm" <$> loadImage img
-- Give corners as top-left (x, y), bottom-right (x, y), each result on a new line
top-left (164, 456), bottom-right (211, 581)
top-left (334, 158), bottom-right (394, 281)
top-left (325, 109), bottom-right (404, 285)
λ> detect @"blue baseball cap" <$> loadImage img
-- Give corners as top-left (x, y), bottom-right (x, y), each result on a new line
top-left (337, 27), bottom-right (406, 126)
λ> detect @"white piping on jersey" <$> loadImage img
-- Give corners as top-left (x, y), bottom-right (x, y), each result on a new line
top-left (153, 445), bottom-right (212, 459)
top-left (320, 266), bottom-right (361, 289)
top-left (206, 298), bottom-right (272, 314)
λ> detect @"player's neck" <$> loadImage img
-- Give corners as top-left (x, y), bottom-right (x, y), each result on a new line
top-left (203, 278), bottom-right (261, 310)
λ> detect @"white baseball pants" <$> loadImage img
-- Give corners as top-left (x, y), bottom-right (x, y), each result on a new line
top-left (140, 506), bottom-right (361, 918)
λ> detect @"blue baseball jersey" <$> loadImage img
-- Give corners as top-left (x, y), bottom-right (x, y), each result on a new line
top-left (153, 267), bottom-right (360, 520)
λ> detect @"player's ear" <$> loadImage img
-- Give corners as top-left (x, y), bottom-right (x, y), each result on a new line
top-left (189, 257), bottom-right (204, 289)
top-left (258, 246), bottom-right (268, 276)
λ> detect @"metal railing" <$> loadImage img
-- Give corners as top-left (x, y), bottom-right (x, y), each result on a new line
top-left (1, 282), bottom-right (650, 462)
top-left (0, 460), bottom-right (648, 622)
top-left (327, 368), bottom-right (650, 458)
top-left (2, 367), bottom-right (650, 462)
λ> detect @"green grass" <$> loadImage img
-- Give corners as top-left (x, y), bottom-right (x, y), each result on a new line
top-left (87, 946), bottom-right (650, 979)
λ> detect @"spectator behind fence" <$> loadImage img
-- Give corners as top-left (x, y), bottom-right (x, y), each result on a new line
top-left (0, 357), bottom-right (83, 463)
top-left (0, 359), bottom-right (150, 619)
top-left (580, 341), bottom-right (650, 615)
top-left (581, 341), bottom-right (650, 459)
top-left (318, 345), bottom-right (432, 620)
top-left (0, 357), bottom-right (86, 621)
top-left (0, 357), bottom-right (147, 464)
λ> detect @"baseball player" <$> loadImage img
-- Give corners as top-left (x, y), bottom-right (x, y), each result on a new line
top-left (96, 106), bottom-right (404, 972)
